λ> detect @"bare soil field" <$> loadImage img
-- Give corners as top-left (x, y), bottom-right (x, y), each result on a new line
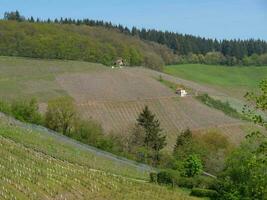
top-left (56, 69), bottom-right (175, 102)
top-left (56, 67), bottom-right (251, 146)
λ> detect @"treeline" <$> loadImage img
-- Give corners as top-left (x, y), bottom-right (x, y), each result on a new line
top-left (4, 10), bottom-right (267, 66)
top-left (0, 12), bottom-right (176, 70)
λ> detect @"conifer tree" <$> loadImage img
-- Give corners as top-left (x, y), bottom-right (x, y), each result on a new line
top-left (137, 106), bottom-right (166, 165)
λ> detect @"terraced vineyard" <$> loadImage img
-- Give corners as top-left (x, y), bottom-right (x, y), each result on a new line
top-left (78, 97), bottom-right (247, 146)
top-left (0, 114), bottom-right (199, 200)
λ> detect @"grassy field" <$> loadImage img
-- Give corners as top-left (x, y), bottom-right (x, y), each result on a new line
top-left (0, 113), bottom-right (201, 200)
top-left (164, 64), bottom-right (267, 99)
top-left (0, 56), bottom-right (105, 102)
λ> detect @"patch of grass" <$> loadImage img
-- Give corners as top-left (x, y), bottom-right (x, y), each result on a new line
top-left (0, 56), bottom-right (106, 102)
top-left (164, 64), bottom-right (267, 98)
top-left (196, 94), bottom-right (246, 120)
top-left (157, 75), bottom-right (193, 94)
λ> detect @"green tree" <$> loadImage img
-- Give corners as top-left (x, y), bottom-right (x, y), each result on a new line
top-left (137, 106), bottom-right (166, 165)
top-left (183, 154), bottom-right (203, 177)
top-left (216, 79), bottom-right (267, 200)
top-left (173, 129), bottom-right (194, 160)
top-left (45, 97), bottom-right (76, 136)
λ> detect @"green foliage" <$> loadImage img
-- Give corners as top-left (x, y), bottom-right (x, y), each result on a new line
top-left (0, 20), bottom-right (175, 70)
top-left (45, 97), bottom-right (76, 135)
top-left (244, 79), bottom-right (267, 128)
top-left (196, 94), bottom-right (244, 119)
top-left (190, 188), bottom-right (218, 198)
top-left (157, 169), bottom-right (180, 186)
top-left (137, 106), bottom-right (166, 165)
top-left (215, 79), bottom-right (267, 200)
top-left (183, 155), bottom-right (203, 177)
top-left (173, 129), bottom-right (234, 175)
top-left (0, 98), bottom-right (43, 124)
top-left (149, 172), bottom-right (158, 183)
top-left (72, 119), bottom-right (104, 147)
top-left (216, 132), bottom-right (267, 200)
top-left (156, 169), bottom-right (215, 190)
top-left (173, 129), bottom-right (193, 160)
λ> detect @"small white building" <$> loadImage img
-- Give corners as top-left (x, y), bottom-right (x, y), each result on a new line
top-left (176, 88), bottom-right (187, 97)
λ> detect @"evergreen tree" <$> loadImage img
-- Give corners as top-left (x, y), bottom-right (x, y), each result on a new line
top-left (137, 106), bottom-right (166, 165)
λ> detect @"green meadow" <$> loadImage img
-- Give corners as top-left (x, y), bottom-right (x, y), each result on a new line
top-left (164, 64), bottom-right (267, 99)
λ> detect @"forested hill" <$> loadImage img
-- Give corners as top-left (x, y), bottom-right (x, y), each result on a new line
top-left (2, 11), bottom-right (267, 67)
top-left (0, 20), bottom-right (176, 70)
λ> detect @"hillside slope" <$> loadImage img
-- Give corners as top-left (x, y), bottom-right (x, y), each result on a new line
top-left (0, 20), bottom-right (176, 70)
top-left (0, 113), bottom-right (200, 200)
top-left (0, 56), bottom-right (255, 148)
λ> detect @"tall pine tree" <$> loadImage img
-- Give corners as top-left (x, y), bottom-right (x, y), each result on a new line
top-left (137, 106), bottom-right (166, 165)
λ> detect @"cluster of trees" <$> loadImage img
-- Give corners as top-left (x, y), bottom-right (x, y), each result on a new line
top-left (176, 51), bottom-right (267, 66)
top-left (151, 80), bottom-right (267, 199)
top-left (1, 12), bottom-right (176, 70)
top-left (4, 11), bottom-right (267, 66)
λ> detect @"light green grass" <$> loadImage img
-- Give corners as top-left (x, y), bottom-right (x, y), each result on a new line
top-left (164, 64), bottom-right (267, 99)
top-left (0, 114), bottom-right (200, 200)
top-left (0, 56), bottom-right (106, 102)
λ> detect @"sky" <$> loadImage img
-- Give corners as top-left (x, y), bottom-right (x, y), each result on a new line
top-left (0, 0), bottom-right (266, 40)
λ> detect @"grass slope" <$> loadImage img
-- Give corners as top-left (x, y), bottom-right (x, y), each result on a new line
top-left (0, 113), bottom-right (199, 200)
top-left (164, 64), bottom-right (267, 99)
top-left (0, 56), bottom-right (105, 101)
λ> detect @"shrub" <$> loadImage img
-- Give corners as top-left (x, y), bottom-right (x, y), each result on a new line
top-left (190, 188), bottom-right (218, 198)
top-left (45, 97), bottom-right (76, 135)
top-left (11, 98), bottom-right (43, 124)
top-left (157, 169), bottom-right (180, 185)
top-left (174, 176), bottom-right (196, 188)
top-left (183, 154), bottom-right (203, 177)
top-left (149, 172), bottom-right (158, 183)
top-left (0, 98), bottom-right (43, 125)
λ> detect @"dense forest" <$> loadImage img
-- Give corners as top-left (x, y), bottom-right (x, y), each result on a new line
top-left (2, 11), bottom-right (267, 66)
top-left (0, 11), bottom-right (176, 70)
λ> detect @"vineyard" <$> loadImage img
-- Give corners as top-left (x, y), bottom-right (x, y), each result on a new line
top-left (0, 114), bottom-right (200, 200)
top-left (0, 56), bottom-right (253, 146)
top-left (56, 67), bottom-right (249, 145)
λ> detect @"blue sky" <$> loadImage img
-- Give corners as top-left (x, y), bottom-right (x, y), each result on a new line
top-left (0, 0), bottom-right (266, 40)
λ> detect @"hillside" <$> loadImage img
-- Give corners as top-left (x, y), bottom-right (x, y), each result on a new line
top-left (164, 64), bottom-right (267, 99)
top-left (0, 20), bottom-right (176, 70)
top-left (0, 56), bottom-right (256, 147)
top-left (0, 113), bottom-right (200, 200)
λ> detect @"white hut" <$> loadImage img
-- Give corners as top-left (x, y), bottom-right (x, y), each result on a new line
top-left (176, 88), bottom-right (187, 97)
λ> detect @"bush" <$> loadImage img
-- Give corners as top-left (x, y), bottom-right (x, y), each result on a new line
top-left (157, 169), bottom-right (180, 185)
top-left (174, 176), bottom-right (196, 188)
top-left (190, 188), bottom-right (218, 198)
top-left (183, 154), bottom-right (203, 177)
top-left (0, 98), bottom-right (43, 125)
top-left (45, 97), bottom-right (76, 135)
top-left (11, 99), bottom-right (43, 125)
top-left (149, 172), bottom-right (158, 183)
